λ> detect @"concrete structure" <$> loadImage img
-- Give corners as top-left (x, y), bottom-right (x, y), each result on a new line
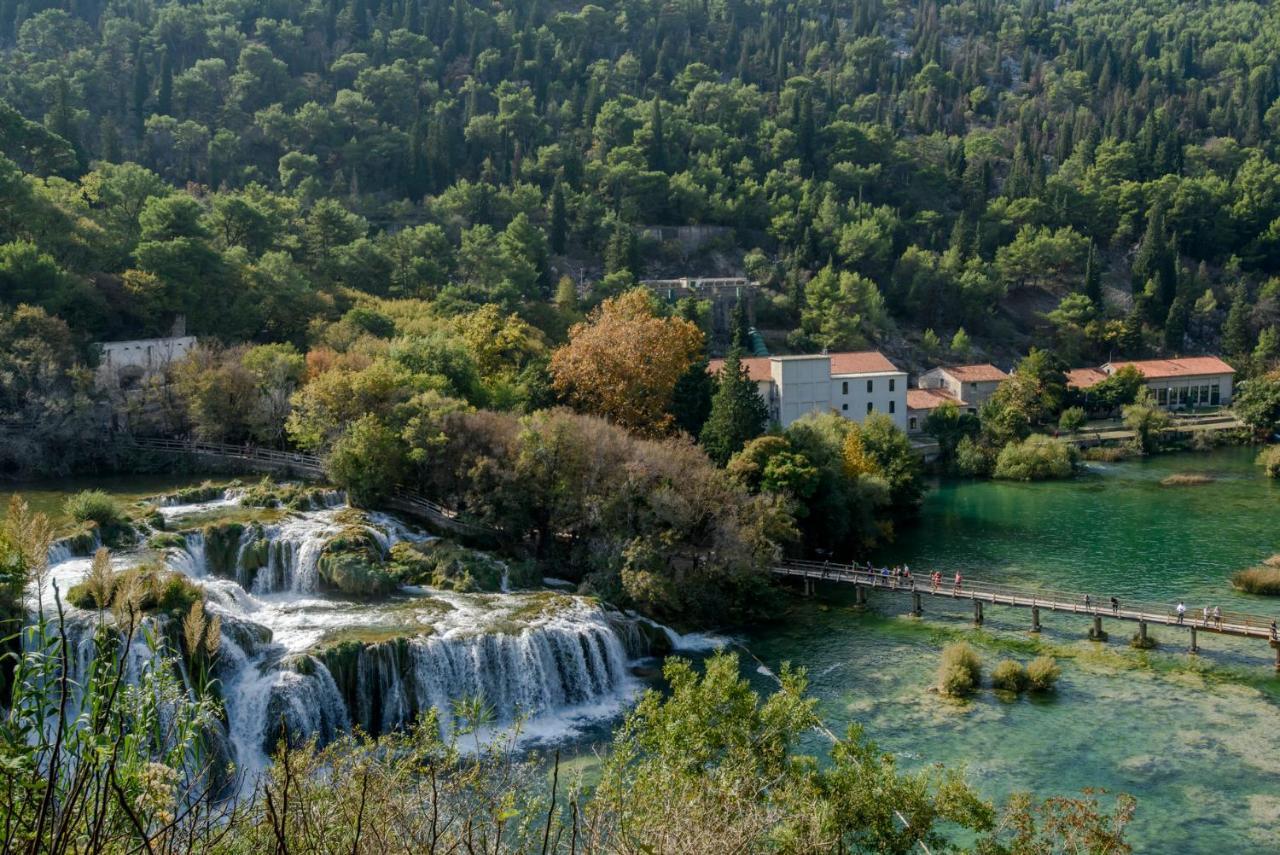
top-left (641, 277), bottom-right (757, 345)
top-left (95, 335), bottom-right (197, 389)
top-left (1068, 356), bottom-right (1236, 410)
top-left (707, 351), bottom-right (907, 429)
top-left (917, 364), bottom-right (1010, 414)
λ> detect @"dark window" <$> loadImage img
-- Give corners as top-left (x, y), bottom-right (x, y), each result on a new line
top-left (842, 403), bottom-right (848, 411)
top-left (889, 401), bottom-right (895, 414)
top-left (866, 379), bottom-right (873, 393)
top-left (842, 381), bottom-right (848, 395)
top-left (909, 416), bottom-right (918, 430)
top-left (866, 402), bottom-right (873, 414)
top-left (889, 378), bottom-right (896, 392)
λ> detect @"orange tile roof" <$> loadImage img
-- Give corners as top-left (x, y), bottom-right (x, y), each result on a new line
top-left (907, 388), bottom-right (960, 411)
top-left (706, 355), bottom-right (772, 382)
top-left (1105, 356), bottom-right (1236, 380)
top-left (1066, 367), bottom-right (1108, 389)
top-left (828, 351), bottom-right (901, 375)
top-left (707, 351), bottom-right (900, 382)
top-left (939, 363), bottom-right (1009, 383)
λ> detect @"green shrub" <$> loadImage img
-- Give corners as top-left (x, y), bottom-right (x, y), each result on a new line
top-left (1081, 445), bottom-right (1131, 462)
top-left (993, 435), bottom-right (1075, 481)
top-left (1159, 473), bottom-right (1214, 486)
top-left (1026, 656), bottom-right (1061, 691)
top-left (1058, 406), bottom-right (1087, 433)
top-left (67, 562), bottom-right (203, 616)
top-left (991, 659), bottom-right (1029, 692)
top-left (1257, 445), bottom-right (1280, 479)
top-left (954, 435), bottom-right (995, 477)
top-left (64, 490), bottom-right (124, 527)
top-left (317, 526), bottom-right (397, 596)
top-left (239, 477), bottom-right (330, 510)
top-left (937, 642), bottom-right (982, 697)
top-left (147, 532), bottom-right (188, 550)
top-left (1231, 557), bottom-right (1280, 595)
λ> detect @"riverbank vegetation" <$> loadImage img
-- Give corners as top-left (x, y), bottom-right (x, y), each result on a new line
top-left (1231, 556), bottom-right (1280, 595)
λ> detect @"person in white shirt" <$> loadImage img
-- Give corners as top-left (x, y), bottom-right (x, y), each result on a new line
top-left (1176, 601), bottom-right (1186, 625)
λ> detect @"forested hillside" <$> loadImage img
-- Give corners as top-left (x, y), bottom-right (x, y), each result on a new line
top-left (4, 0), bottom-right (1280, 368)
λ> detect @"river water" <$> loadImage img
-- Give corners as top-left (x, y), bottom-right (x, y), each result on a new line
top-left (743, 446), bottom-right (1280, 851)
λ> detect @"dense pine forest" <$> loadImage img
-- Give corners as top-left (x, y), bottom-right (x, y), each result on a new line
top-left (5, 0), bottom-right (1280, 360)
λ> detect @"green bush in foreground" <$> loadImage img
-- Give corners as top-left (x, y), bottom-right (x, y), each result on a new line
top-left (1026, 656), bottom-right (1062, 691)
top-left (1257, 446), bottom-right (1280, 479)
top-left (63, 490), bottom-right (124, 527)
top-left (993, 435), bottom-right (1076, 481)
top-left (991, 659), bottom-right (1029, 692)
top-left (938, 641), bottom-right (982, 697)
top-left (1231, 557), bottom-right (1280, 595)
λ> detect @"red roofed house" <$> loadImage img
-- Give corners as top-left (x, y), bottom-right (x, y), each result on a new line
top-left (905, 387), bottom-right (961, 433)
top-left (706, 352), bottom-right (907, 429)
top-left (916, 364), bottom-right (1010, 414)
top-left (1066, 356), bottom-right (1235, 409)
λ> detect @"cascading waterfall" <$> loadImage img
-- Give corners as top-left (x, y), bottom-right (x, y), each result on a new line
top-left (36, 487), bottom-right (667, 783)
top-left (325, 614), bottom-right (635, 738)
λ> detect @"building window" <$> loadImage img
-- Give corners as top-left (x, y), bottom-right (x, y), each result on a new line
top-left (889, 378), bottom-right (896, 392)
top-left (888, 400), bottom-right (895, 414)
top-left (842, 403), bottom-right (848, 411)
top-left (866, 379), bottom-right (873, 393)
top-left (969, 382), bottom-right (978, 391)
top-left (1157, 388), bottom-right (1168, 406)
top-left (866, 402), bottom-right (873, 414)
top-left (909, 416), bottom-right (918, 430)
top-left (1211, 384), bottom-right (1220, 405)
top-left (842, 381), bottom-right (848, 395)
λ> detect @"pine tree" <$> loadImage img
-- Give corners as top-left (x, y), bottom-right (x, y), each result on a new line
top-left (950, 327), bottom-right (971, 359)
top-left (604, 219), bottom-right (640, 276)
top-left (1119, 308), bottom-right (1145, 356)
top-left (700, 336), bottom-right (768, 465)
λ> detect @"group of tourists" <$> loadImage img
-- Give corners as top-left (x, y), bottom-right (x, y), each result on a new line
top-left (1173, 601), bottom-right (1224, 628)
top-left (858, 563), bottom-right (964, 594)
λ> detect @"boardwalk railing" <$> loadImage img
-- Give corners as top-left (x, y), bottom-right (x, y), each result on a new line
top-left (774, 559), bottom-right (1280, 642)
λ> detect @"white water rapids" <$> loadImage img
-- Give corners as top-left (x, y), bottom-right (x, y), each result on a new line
top-left (35, 490), bottom-right (668, 786)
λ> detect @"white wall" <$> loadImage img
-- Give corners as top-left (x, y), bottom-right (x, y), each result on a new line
top-left (772, 357), bottom-right (833, 427)
top-left (832, 371), bottom-right (908, 430)
top-left (1145, 374), bottom-right (1234, 408)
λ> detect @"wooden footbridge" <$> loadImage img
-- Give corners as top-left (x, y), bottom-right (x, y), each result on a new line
top-left (773, 560), bottom-right (1280, 669)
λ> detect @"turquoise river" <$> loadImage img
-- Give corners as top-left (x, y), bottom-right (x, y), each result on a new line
top-left (743, 445), bottom-right (1280, 852)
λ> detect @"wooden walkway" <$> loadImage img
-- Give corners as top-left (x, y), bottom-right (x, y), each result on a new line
top-left (773, 559), bottom-right (1280, 667)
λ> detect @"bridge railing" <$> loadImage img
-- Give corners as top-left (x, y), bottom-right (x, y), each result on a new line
top-left (774, 560), bottom-right (1279, 638)
top-left (124, 435), bottom-right (326, 469)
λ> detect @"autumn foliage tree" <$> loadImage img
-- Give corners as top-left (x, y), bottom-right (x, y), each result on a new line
top-left (549, 289), bottom-right (703, 436)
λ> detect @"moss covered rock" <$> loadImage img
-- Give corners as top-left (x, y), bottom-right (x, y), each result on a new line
top-left (388, 539), bottom-right (511, 592)
top-left (202, 522), bottom-right (246, 579)
top-left (239, 477), bottom-right (332, 510)
top-left (155, 481), bottom-right (230, 505)
top-left (148, 532), bottom-right (188, 550)
top-left (316, 526), bottom-right (396, 596)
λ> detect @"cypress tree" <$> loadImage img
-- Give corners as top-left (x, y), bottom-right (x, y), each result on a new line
top-left (1163, 296), bottom-right (1188, 353)
top-left (648, 96), bottom-right (666, 172)
top-left (670, 300), bottom-right (714, 437)
top-left (157, 47), bottom-right (172, 116)
top-left (549, 180), bottom-right (567, 254)
top-left (731, 297), bottom-right (752, 351)
top-left (700, 335), bottom-right (768, 465)
top-left (1083, 242), bottom-right (1103, 306)
top-left (1222, 287), bottom-right (1253, 356)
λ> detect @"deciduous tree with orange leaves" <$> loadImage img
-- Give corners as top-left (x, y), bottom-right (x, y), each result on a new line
top-left (549, 288), bottom-right (703, 436)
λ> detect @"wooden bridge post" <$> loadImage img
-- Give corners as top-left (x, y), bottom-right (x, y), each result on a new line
top-left (911, 591), bottom-right (922, 617)
top-left (803, 577), bottom-right (814, 597)
top-left (1030, 606), bottom-right (1041, 633)
top-left (1189, 626), bottom-right (1198, 653)
top-left (854, 585), bottom-right (867, 606)
top-left (1137, 620), bottom-right (1148, 645)
top-left (973, 600), bottom-right (984, 626)
top-left (1089, 615), bottom-right (1107, 641)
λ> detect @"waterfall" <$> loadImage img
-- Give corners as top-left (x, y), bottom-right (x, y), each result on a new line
top-left (167, 531), bottom-right (208, 578)
top-left (323, 611), bottom-right (636, 738)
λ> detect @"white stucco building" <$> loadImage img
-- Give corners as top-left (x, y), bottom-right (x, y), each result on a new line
top-left (95, 335), bottom-right (197, 389)
top-left (1067, 356), bottom-right (1236, 409)
top-left (916, 363), bottom-right (1010, 413)
top-left (707, 351), bottom-right (908, 429)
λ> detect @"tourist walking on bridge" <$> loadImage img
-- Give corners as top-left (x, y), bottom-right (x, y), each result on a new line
top-left (1176, 601), bottom-right (1186, 625)
top-left (931, 571), bottom-right (941, 593)
top-left (953, 572), bottom-right (963, 594)
top-left (1202, 605), bottom-right (1211, 627)
top-left (1214, 606), bottom-right (1222, 629)
top-left (1110, 596), bottom-right (1119, 614)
